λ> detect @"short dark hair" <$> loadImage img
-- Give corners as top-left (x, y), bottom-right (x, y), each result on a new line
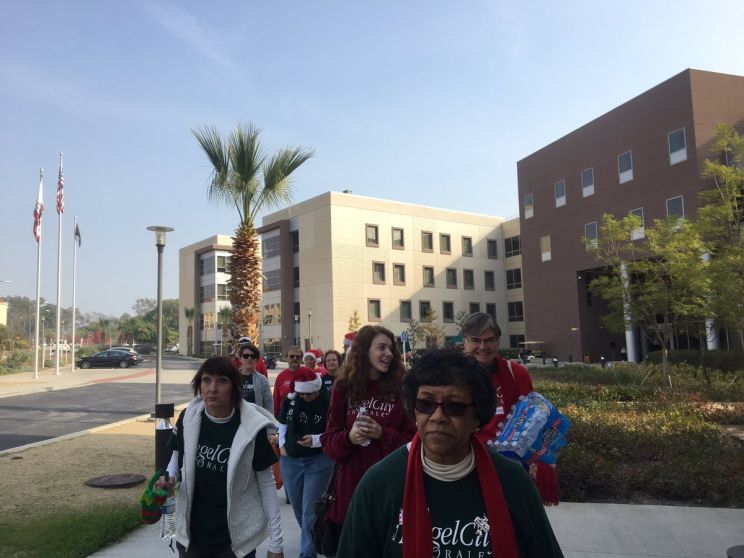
top-left (402, 350), bottom-right (495, 427)
top-left (461, 312), bottom-right (502, 340)
top-left (191, 356), bottom-right (243, 409)
top-left (237, 342), bottom-right (261, 359)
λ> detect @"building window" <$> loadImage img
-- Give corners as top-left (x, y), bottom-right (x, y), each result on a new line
top-left (469, 302), bottom-right (481, 314)
top-left (446, 268), bottom-right (457, 289)
top-left (400, 300), bottom-right (412, 322)
top-left (217, 284), bottom-right (229, 301)
top-left (508, 301), bottom-right (524, 322)
top-left (581, 167), bottom-right (594, 197)
top-left (440, 233), bottom-right (451, 254)
top-left (293, 266), bottom-right (300, 288)
top-left (366, 224), bottom-right (379, 247)
top-left (584, 222), bottom-right (598, 249)
top-left (393, 263), bottom-right (406, 285)
top-left (554, 179), bottom-right (566, 207)
top-left (524, 193), bottom-right (534, 219)
top-left (199, 313), bottom-right (205, 331)
top-left (442, 301), bottom-right (454, 322)
top-left (199, 284), bottom-right (214, 303)
top-left (487, 239), bottom-right (498, 259)
top-left (422, 231), bottom-right (433, 252)
top-left (290, 230), bottom-right (299, 253)
top-left (368, 299), bottom-right (381, 321)
top-left (462, 236), bottom-right (473, 257)
top-left (200, 256), bottom-right (215, 276)
top-left (510, 334), bottom-right (525, 349)
top-left (666, 195), bottom-right (685, 219)
top-left (668, 128), bottom-right (687, 165)
top-left (506, 268), bottom-right (522, 289)
top-left (463, 269), bottom-right (474, 290)
top-left (540, 235), bottom-right (552, 262)
top-left (484, 270), bottom-right (495, 291)
top-left (618, 150), bottom-right (633, 183)
top-left (423, 266), bottom-right (435, 287)
top-left (630, 207), bottom-right (645, 240)
top-left (294, 302), bottom-right (301, 323)
top-left (263, 269), bottom-right (281, 291)
top-left (419, 301), bottom-right (432, 321)
top-left (372, 262), bottom-right (386, 284)
top-left (262, 303), bottom-right (281, 326)
top-left (505, 236), bottom-right (521, 257)
top-left (485, 303), bottom-right (497, 320)
top-left (217, 256), bottom-right (231, 273)
top-left (392, 227), bottom-right (405, 250)
top-left (262, 236), bottom-right (281, 258)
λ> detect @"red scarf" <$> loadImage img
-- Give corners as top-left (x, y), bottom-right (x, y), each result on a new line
top-left (402, 433), bottom-right (519, 558)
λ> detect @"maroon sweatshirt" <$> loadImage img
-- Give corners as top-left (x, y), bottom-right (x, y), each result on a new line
top-left (320, 379), bottom-right (416, 524)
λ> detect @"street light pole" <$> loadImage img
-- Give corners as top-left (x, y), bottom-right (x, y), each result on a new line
top-left (147, 226), bottom-right (174, 406)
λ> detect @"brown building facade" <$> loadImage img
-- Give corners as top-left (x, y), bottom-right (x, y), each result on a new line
top-left (517, 69), bottom-right (744, 362)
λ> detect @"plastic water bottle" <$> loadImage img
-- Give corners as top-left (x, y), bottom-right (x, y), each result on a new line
top-left (356, 406), bottom-right (371, 446)
top-left (160, 474), bottom-right (176, 542)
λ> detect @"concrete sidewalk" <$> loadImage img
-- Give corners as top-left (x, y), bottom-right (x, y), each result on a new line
top-left (88, 500), bottom-right (744, 558)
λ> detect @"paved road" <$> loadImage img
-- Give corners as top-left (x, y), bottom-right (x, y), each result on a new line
top-left (0, 382), bottom-right (194, 451)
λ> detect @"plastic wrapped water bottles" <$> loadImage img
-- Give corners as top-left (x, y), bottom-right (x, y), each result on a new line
top-left (160, 475), bottom-right (176, 542)
top-left (356, 406), bottom-right (371, 446)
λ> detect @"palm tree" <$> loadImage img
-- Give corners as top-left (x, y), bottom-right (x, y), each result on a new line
top-left (218, 306), bottom-right (233, 356)
top-left (184, 307), bottom-right (195, 357)
top-left (193, 123), bottom-right (313, 341)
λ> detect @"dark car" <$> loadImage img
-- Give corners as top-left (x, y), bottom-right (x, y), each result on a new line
top-left (264, 354), bottom-right (277, 370)
top-left (77, 350), bottom-right (138, 369)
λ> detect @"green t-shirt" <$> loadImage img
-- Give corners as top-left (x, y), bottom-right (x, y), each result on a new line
top-left (169, 409), bottom-right (277, 552)
top-left (279, 391), bottom-right (330, 458)
top-left (337, 445), bottom-right (564, 558)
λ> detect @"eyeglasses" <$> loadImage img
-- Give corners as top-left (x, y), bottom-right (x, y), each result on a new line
top-left (466, 336), bottom-right (499, 347)
top-left (414, 398), bottom-right (475, 417)
top-left (241, 353), bottom-right (257, 359)
top-left (288, 354), bottom-right (302, 360)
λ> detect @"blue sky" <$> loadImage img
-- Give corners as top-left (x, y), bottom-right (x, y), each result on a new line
top-left (2, 1), bottom-right (744, 317)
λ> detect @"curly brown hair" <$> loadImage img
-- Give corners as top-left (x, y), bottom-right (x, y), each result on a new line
top-left (338, 325), bottom-right (405, 403)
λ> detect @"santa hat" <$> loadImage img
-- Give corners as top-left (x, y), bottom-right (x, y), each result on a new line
top-left (287, 367), bottom-right (322, 399)
top-left (343, 331), bottom-right (356, 349)
top-left (303, 352), bottom-right (318, 362)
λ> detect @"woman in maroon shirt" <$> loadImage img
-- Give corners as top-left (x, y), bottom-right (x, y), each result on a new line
top-left (321, 325), bottom-right (416, 533)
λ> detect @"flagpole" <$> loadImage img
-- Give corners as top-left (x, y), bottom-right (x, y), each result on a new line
top-left (54, 153), bottom-right (64, 376)
top-left (33, 169), bottom-right (44, 380)
top-left (71, 216), bottom-right (79, 372)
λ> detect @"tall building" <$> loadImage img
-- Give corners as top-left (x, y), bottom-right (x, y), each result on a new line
top-left (517, 69), bottom-right (744, 362)
top-left (179, 192), bottom-right (525, 357)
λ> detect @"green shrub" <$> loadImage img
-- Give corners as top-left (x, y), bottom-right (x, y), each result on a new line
top-left (4, 350), bottom-right (31, 370)
top-left (646, 349), bottom-right (744, 373)
top-left (498, 348), bottom-right (521, 359)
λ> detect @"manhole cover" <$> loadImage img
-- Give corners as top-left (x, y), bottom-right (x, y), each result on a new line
top-left (85, 473), bottom-right (146, 489)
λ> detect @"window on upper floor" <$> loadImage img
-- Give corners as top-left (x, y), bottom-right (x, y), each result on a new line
top-left (485, 303), bottom-right (497, 321)
top-left (393, 263), bottom-right (406, 286)
top-left (505, 235), bottom-right (521, 257)
top-left (262, 236), bottom-right (281, 258)
top-left (484, 270), bottom-right (495, 291)
top-left (487, 239), bottom-right (498, 259)
top-left (400, 300), bottom-right (412, 322)
top-left (508, 301), bottom-right (524, 322)
top-left (217, 284), bottom-right (229, 301)
top-left (373, 262), bottom-right (386, 284)
top-left (668, 128), bottom-right (687, 165)
top-left (630, 208), bottom-right (645, 240)
top-left (446, 268), bottom-right (457, 289)
top-left (463, 269), bottom-right (475, 290)
top-left (540, 235), bottom-right (552, 262)
top-left (666, 195), bottom-right (685, 219)
top-left (423, 266), bottom-right (435, 287)
top-left (392, 227), bottom-right (405, 250)
top-left (217, 256), bottom-right (231, 273)
top-left (618, 150), bottom-right (633, 184)
top-left (293, 266), bottom-right (300, 288)
top-left (440, 233), bottom-right (451, 254)
top-left (524, 193), bottom-right (534, 219)
top-left (506, 268), bottom-right (522, 289)
top-left (584, 222), bottom-right (598, 249)
top-left (290, 230), bottom-right (299, 253)
top-left (368, 299), bottom-right (381, 321)
top-left (469, 302), bottom-right (481, 314)
top-left (199, 284), bottom-right (214, 303)
top-left (462, 236), bottom-right (473, 257)
top-left (419, 300), bottom-right (432, 321)
top-left (581, 167), bottom-right (595, 197)
top-left (200, 256), bottom-right (215, 276)
top-left (442, 301), bottom-right (454, 322)
top-left (554, 179), bottom-right (566, 208)
top-left (366, 224), bottom-right (379, 247)
top-left (263, 269), bottom-right (281, 291)
top-left (422, 231), bottom-right (433, 252)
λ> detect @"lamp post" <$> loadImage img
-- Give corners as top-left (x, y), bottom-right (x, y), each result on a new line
top-left (147, 226), bottom-right (174, 472)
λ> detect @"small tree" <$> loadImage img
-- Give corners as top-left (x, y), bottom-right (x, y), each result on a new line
top-left (419, 309), bottom-right (445, 348)
top-left (406, 319), bottom-right (422, 352)
top-left (455, 311), bottom-right (470, 335)
top-left (347, 310), bottom-right (362, 332)
top-left (184, 307), bottom-right (195, 357)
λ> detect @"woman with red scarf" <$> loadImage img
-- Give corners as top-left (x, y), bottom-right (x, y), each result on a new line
top-left (337, 350), bottom-right (562, 557)
top-left (463, 312), bottom-right (560, 505)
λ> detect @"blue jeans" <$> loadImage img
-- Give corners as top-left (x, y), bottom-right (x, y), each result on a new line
top-left (280, 451), bottom-right (334, 558)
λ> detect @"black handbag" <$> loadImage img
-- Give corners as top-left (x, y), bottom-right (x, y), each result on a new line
top-left (312, 463), bottom-right (341, 556)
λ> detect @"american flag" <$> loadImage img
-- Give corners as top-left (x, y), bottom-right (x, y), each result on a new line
top-left (33, 173), bottom-right (44, 242)
top-left (56, 156), bottom-right (64, 215)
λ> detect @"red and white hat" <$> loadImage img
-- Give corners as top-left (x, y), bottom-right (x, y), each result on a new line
top-left (343, 331), bottom-right (356, 349)
top-left (288, 367), bottom-right (322, 399)
top-left (303, 352), bottom-right (318, 362)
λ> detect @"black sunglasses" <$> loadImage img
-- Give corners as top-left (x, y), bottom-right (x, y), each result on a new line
top-left (241, 353), bottom-right (257, 359)
top-left (414, 398), bottom-right (475, 417)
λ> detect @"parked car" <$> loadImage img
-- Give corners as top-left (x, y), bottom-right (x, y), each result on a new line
top-left (110, 347), bottom-right (144, 362)
top-left (77, 350), bottom-right (138, 369)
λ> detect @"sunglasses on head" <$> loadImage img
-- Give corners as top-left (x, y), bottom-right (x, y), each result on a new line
top-left (414, 398), bottom-right (475, 417)
top-left (241, 353), bottom-right (257, 359)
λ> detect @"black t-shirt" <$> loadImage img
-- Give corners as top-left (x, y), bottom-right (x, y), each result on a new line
top-left (321, 373), bottom-right (335, 393)
top-left (241, 373), bottom-right (255, 403)
top-left (279, 391), bottom-right (330, 458)
top-left (167, 407), bottom-right (277, 551)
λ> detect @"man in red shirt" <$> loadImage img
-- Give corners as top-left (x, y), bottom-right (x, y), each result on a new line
top-left (272, 346), bottom-right (305, 414)
top-left (463, 312), bottom-right (560, 505)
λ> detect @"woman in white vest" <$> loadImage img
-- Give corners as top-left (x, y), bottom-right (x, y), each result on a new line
top-left (159, 356), bottom-right (284, 558)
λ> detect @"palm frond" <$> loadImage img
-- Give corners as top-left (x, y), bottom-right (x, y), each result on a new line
top-left (192, 126), bottom-right (232, 207)
top-left (252, 146), bottom-right (314, 220)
